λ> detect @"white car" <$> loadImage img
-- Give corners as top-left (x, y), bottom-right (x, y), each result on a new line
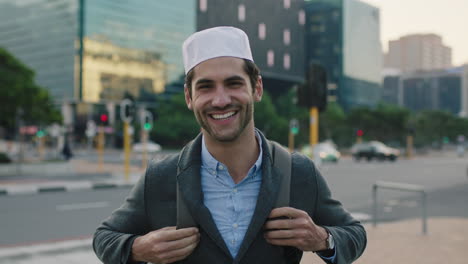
top-left (132, 141), bottom-right (162, 153)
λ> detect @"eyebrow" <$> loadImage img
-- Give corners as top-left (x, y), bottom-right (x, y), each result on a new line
top-left (194, 75), bottom-right (246, 86)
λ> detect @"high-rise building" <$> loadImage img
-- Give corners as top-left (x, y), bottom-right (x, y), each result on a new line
top-left (401, 68), bottom-right (461, 115)
top-left (384, 34), bottom-right (452, 73)
top-left (197, 0), bottom-right (305, 96)
top-left (304, 0), bottom-right (382, 110)
top-left (0, 0), bottom-right (196, 104)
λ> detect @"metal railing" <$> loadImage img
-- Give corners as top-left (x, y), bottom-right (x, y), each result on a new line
top-left (372, 181), bottom-right (427, 235)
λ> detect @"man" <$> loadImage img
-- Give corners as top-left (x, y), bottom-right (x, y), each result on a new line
top-left (93, 26), bottom-right (366, 264)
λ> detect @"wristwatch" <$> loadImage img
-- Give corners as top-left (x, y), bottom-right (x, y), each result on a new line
top-left (325, 231), bottom-right (335, 250)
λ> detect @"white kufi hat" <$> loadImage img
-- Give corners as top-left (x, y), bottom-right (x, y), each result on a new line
top-left (182, 26), bottom-right (254, 74)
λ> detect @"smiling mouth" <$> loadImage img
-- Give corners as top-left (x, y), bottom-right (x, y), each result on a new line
top-left (210, 111), bottom-right (237, 120)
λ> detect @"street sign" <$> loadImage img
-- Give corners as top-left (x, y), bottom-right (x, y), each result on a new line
top-left (86, 120), bottom-right (96, 138)
top-left (48, 123), bottom-right (61, 138)
top-left (120, 99), bottom-right (134, 122)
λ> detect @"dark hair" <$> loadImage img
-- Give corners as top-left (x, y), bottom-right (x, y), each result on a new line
top-left (185, 59), bottom-right (260, 97)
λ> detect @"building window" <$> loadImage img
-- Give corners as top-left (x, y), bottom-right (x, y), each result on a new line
top-left (298, 10), bottom-right (305, 25)
top-left (200, 0), bottom-right (207, 12)
top-left (238, 4), bottom-right (245, 22)
top-left (284, 0), bottom-right (290, 9)
top-left (283, 53), bottom-right (290, 70)
top-left (283, 29), bottom-right (290, 45)
top-left (258, 23), bottom-right (266, 40)
top-left (267, 50), bottom-right (274, 67)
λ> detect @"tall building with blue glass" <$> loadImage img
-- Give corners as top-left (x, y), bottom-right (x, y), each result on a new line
top-left (0, 0), bottom-right (196, 104)
top-left (304, 0), bottom-right (382, 110)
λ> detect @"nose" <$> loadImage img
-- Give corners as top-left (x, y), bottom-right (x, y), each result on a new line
top-left (211, 86), bottom-right (231, 108)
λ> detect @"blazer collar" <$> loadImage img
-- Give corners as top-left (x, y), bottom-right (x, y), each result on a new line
top-left (177, 133), bottom-right (232, 258)
top-left (234, 130), bottom-right (283, 262)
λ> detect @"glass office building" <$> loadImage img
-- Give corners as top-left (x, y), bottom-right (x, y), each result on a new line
top-left (305, 0), bottom-right (382, 110)
top-left (197, 0), bottom-right (305, 96)
top-left (0, 0), bottom-right (196, 103)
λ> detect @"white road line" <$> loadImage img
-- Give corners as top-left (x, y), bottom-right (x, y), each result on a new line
top-left (56, 201), bottom-right (110, 211)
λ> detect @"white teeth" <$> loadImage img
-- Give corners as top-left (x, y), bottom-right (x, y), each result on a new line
top-left (211, 111), bottom-right (236, 120)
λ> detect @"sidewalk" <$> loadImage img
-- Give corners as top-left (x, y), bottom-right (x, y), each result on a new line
top-left (0, 158), bottom-right (147, 195)
top-left (302, 217), bottom-right (468, 264)
top-left (0, 217), bottom-right (466, 263)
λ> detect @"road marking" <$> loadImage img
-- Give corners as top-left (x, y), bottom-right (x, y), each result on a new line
top-left (56, 201), bottom-right (109, 211)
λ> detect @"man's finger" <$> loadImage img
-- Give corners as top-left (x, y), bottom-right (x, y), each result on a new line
top-left (264, 229), bottom-right (295, 239)
top-left (159, 235), bottom-right (200, 261)
top-left (159, 227), bottom-right (199, 241)
top-left (264, 218), bottom-right (293, 230)
top-left (162, 232), bottom-right (200, 252)
top-left (265, 237), bottom-right (298, 247)
top-left (268, 207), bottom-right (303, 219)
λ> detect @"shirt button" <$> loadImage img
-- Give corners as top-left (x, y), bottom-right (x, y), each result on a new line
top-left (233, 223), bottom-right (238, 228)
top-left (218, 165), bottom-right (224, 170)
top-left (211, 170), bottom-right (216, 175)
top-left (231, 239), bottom-right (235, 245)
top-left (233, 188), bottom-right (238, 193)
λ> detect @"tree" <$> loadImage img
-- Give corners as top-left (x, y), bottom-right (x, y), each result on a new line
top-left (0, 47), bottom-right (61, 135)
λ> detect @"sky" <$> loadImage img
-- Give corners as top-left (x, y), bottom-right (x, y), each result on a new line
top-left (367, 0), bottom-right (468, 66)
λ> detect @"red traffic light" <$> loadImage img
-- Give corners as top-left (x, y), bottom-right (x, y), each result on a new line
top-left (357, 129), bottom-right (364, 137)
top-left (100, 114), bottom-right (108, 123)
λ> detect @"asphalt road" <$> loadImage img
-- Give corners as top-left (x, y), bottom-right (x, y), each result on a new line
top-left (0, 154), bottom-right (467, 247)
top-left (0, 188), bottom-right (131, 247)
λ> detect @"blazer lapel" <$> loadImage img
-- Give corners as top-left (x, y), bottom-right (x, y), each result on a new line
top-left (234, 134), bottom-right (283, 262)
top-left (177, 134), bottom-right (231, 258)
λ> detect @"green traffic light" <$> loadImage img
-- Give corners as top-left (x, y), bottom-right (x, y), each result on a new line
top-left (144, 123), bottom-right (152, 131)
top-left (36, 130), bottom-right (45, 138)
top-left (291, 127), bottom-right (299, 135)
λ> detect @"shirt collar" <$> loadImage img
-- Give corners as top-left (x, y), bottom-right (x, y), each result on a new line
top-left (201, 131), bottom-right (263, 177)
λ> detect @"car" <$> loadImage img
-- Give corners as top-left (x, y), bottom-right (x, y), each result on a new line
top-left (301, 142), bottom-right (341, 163)
top-left (351, 141), bottom-right (400, 162)
top-left (132, 141), bottom-right (162, 153)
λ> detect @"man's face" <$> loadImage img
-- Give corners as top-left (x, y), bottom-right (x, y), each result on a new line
top-left (184, 57), bottom-right (263, 142)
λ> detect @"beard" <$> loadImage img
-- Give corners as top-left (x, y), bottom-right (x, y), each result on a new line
top-left (194, 102), bottom-right (253, 142)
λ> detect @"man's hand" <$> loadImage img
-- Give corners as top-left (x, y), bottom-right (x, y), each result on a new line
top-left (131, 226), bottom-right (200, 264)
top-left (263, 207), bottom-right (328, 252)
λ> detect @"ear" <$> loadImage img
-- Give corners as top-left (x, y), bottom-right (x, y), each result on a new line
top-left (253, 75), bottom-right (263, 102)
top-left (184, 84), bottom-right (193, 110)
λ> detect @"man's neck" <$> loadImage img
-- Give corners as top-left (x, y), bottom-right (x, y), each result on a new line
top-left (203, 126), bottom-right (260, 183)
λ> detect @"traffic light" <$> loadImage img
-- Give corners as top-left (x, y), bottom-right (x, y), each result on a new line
top-left (298, 63), bottom-right (327, 111)
top-left (36, 130), bottom-right (45, 138)
top-left (141, 110), bottom-right (153, 131)
top-left (99, 112), bottom-right (109, 126)
top-left (357, 129), bottom-right (364, 137)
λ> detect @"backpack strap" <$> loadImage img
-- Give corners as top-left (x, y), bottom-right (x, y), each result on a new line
top-left (269, 141), bottom-right (291, 208)
top-left (176, 141), bottom-right (292, 228)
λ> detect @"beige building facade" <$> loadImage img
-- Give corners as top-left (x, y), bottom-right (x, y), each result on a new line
top-left (384, 34), bottom-right (452, 73)
top-left (82, 37), bottom-right (166, 103)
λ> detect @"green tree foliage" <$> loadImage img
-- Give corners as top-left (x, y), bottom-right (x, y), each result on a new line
top-left (254, 91), bottom-right (289, 145)
top-left (151, 93), bottom-right (199, 147)
top-left (0, 47), bottom-right (61, 131)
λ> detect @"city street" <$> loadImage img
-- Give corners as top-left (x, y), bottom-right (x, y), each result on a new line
top-left (1, 152), bottom-right (467, 248)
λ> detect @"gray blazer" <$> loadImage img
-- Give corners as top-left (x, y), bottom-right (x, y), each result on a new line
top-left (93, 132), bottom-right (366, 264)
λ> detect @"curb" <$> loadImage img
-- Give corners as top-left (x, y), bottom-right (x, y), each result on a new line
top-left (0, 180), bottom-right (136, 197)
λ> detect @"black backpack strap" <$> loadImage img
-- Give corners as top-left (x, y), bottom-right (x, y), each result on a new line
top-left (269, 141), bottom-right (291, 208)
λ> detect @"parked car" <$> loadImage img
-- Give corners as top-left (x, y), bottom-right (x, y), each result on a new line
top-left (351, 141), bottom-right (400, 162)
top-left (301, 142), bottom-right (341, 163)
top-left (133, 141), bottom-right (162, 153)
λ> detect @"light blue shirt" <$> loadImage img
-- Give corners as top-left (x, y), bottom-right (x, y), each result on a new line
top-left (201, 133), bottom-right (263, 257)
top-left (200, 133), bottom-right (336, 262)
